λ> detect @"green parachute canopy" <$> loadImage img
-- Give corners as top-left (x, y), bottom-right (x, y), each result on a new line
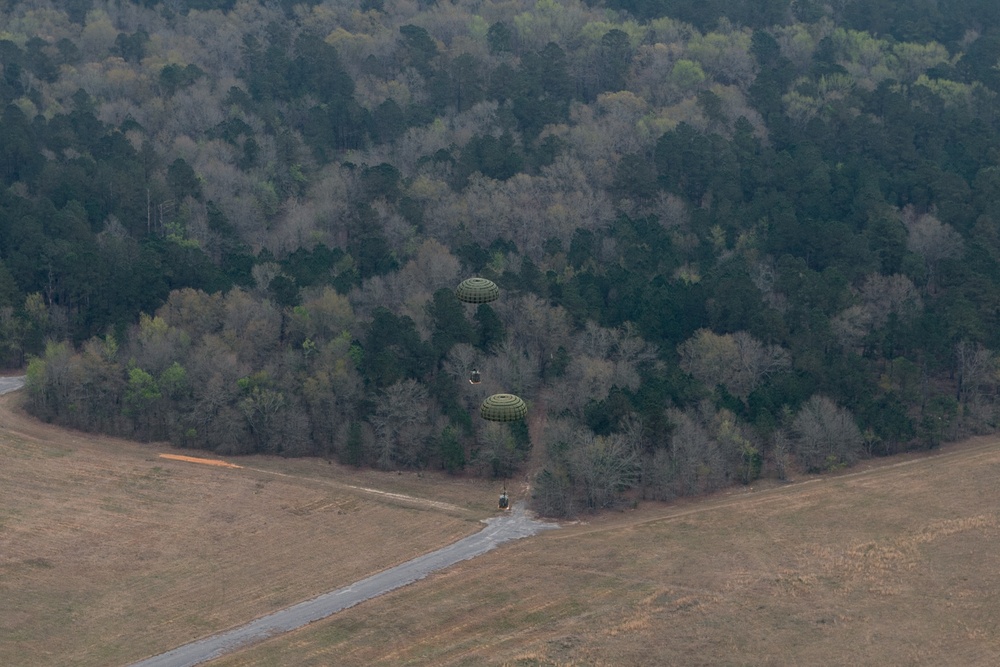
top-left (480, 393), bottom-right (527, 422)
top-left (456, 277), bottom-right (500, 304)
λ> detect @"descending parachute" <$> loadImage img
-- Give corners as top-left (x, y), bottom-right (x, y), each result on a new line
top-left (457, 280), bottom-right (525, 510)
top-left (480, 393), bottom-right (527, 422)
top-left (455, 277), bottom-right (499, 304)
top-left (457, 278), bottom-right (498, 386)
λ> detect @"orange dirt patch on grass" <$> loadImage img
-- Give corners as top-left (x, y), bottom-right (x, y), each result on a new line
top-left (159, 453), bottom-right (243, 468)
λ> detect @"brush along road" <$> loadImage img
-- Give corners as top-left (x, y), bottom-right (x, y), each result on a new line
top-left (130, 504), bottom-right (556, 667)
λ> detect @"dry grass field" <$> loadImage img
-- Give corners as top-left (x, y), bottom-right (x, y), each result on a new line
top-left (4, 387), bottom-right (1000, 667)
top-left (0, 392), bottom-right (495, 667)
top-left (210, 441), bottom-right (1000, 666)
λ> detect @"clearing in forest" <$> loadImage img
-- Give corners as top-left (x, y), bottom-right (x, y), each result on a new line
top-left (208, 440), bottom-right (1000, 666)
top-left (0, 393), bottom-right (495, 667)
top-left (4, 388), bottom-right (1000, 666)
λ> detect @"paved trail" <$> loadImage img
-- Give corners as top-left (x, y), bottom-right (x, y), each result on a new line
top-left (0, 374), bottom-right (556, 666)
top-left (0, 375), bottom-right (24, 395)
top-left (130, 505), bottom-right (557, 667)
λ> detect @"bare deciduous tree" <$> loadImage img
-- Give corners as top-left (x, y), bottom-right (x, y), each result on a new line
top-left (370, 379), bottom-right (434, 469)
top-left (830, 304), bottom-right (872, 352)
top-left (667, 408), bottom-right (726, 495)
top-left (643, 447), bottom-right (676, 501)
top-left (291, 287), bottom-right (356, 344)
top-left (532, 467), bottom-right (575, 517)
top-left (128, 313), bottom-right (191, 377)
top-left (157, 288), bottom-right (225, 340)
top-left (859, 272), bottom-right (922, 328)
top-left (771, 429), bottom-right (791, 480)
top-left (791, 395), bottom-right (863, 472)
top-left (773, 23), bottom-right (821, 69)
top-left (902, 207), bottom-right (964, 290)
top-left (731, 331), bottom-right (789, 393)
top-left (397, 238), bottom-right (461, 294)
top-left (472, 421), bottom-right (522, 479)
top-left (566, 91), bottom-right (653, 168)
top-left (422, 157), bottom-right (612, 260)
top-left (833, 272), bottom-right (923, 350)
top-left (299, 333), bottom-right (363, 455)
top-left (956, 341), bottom-right (997, 405)
top-left (546, 322), bottom-right (654, 419)
top-left (497, 294), bottom-right (572, 376)
top-left (183, 334), bottom-right (250, 453)
top-left (73, 337), bottom-right (127, 435)
top-left (557, 356), bottom-right (615, 418)
top-left (570, 430), bottom-right (641, 509)
top-left (221, 288), bottom-right (282, 365)
top-left (678, 329), bottom-right (789, 399)
top-left (480, 339), bottom-right (540, 398)
top-left (711, 407), bottom-right (761, 484)
top-left (239, 383), bottom-right (287, 454)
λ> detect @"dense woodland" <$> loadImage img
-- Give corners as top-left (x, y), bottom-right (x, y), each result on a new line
top-left (7, 0), bottom-right (1000, 515)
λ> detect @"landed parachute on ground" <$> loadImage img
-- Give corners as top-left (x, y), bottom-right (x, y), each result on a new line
top-left (455, 277), bottom-right (499, 304)
top-left (480, 393), bottom-right (527, 422)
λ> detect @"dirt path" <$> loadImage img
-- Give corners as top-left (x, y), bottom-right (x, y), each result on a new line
top-left (235, 463), bottom-right (472, 515)
top-left (550, 434), bottom-right (1000, 540)
top-left (0, 387), bottom-right (473, 518)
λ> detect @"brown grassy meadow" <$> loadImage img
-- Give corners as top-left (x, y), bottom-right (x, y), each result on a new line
top-left (210, 442), bottom-right (1000, 666)
top-left (0, 393), bottom-right (493, 666)
top-left (3, 388), bottom-right (1000, 666)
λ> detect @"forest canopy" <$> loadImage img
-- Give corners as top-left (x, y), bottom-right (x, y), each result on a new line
top-left (7, 0), bottom-right (1000, 515)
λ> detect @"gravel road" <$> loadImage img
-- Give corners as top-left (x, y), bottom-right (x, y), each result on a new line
top-left (129, 505), bottom-right (557, 667)
top-left (0, 371), bottom-right (553, 666)
top-left (0, 375), bottom-right (25, 395)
